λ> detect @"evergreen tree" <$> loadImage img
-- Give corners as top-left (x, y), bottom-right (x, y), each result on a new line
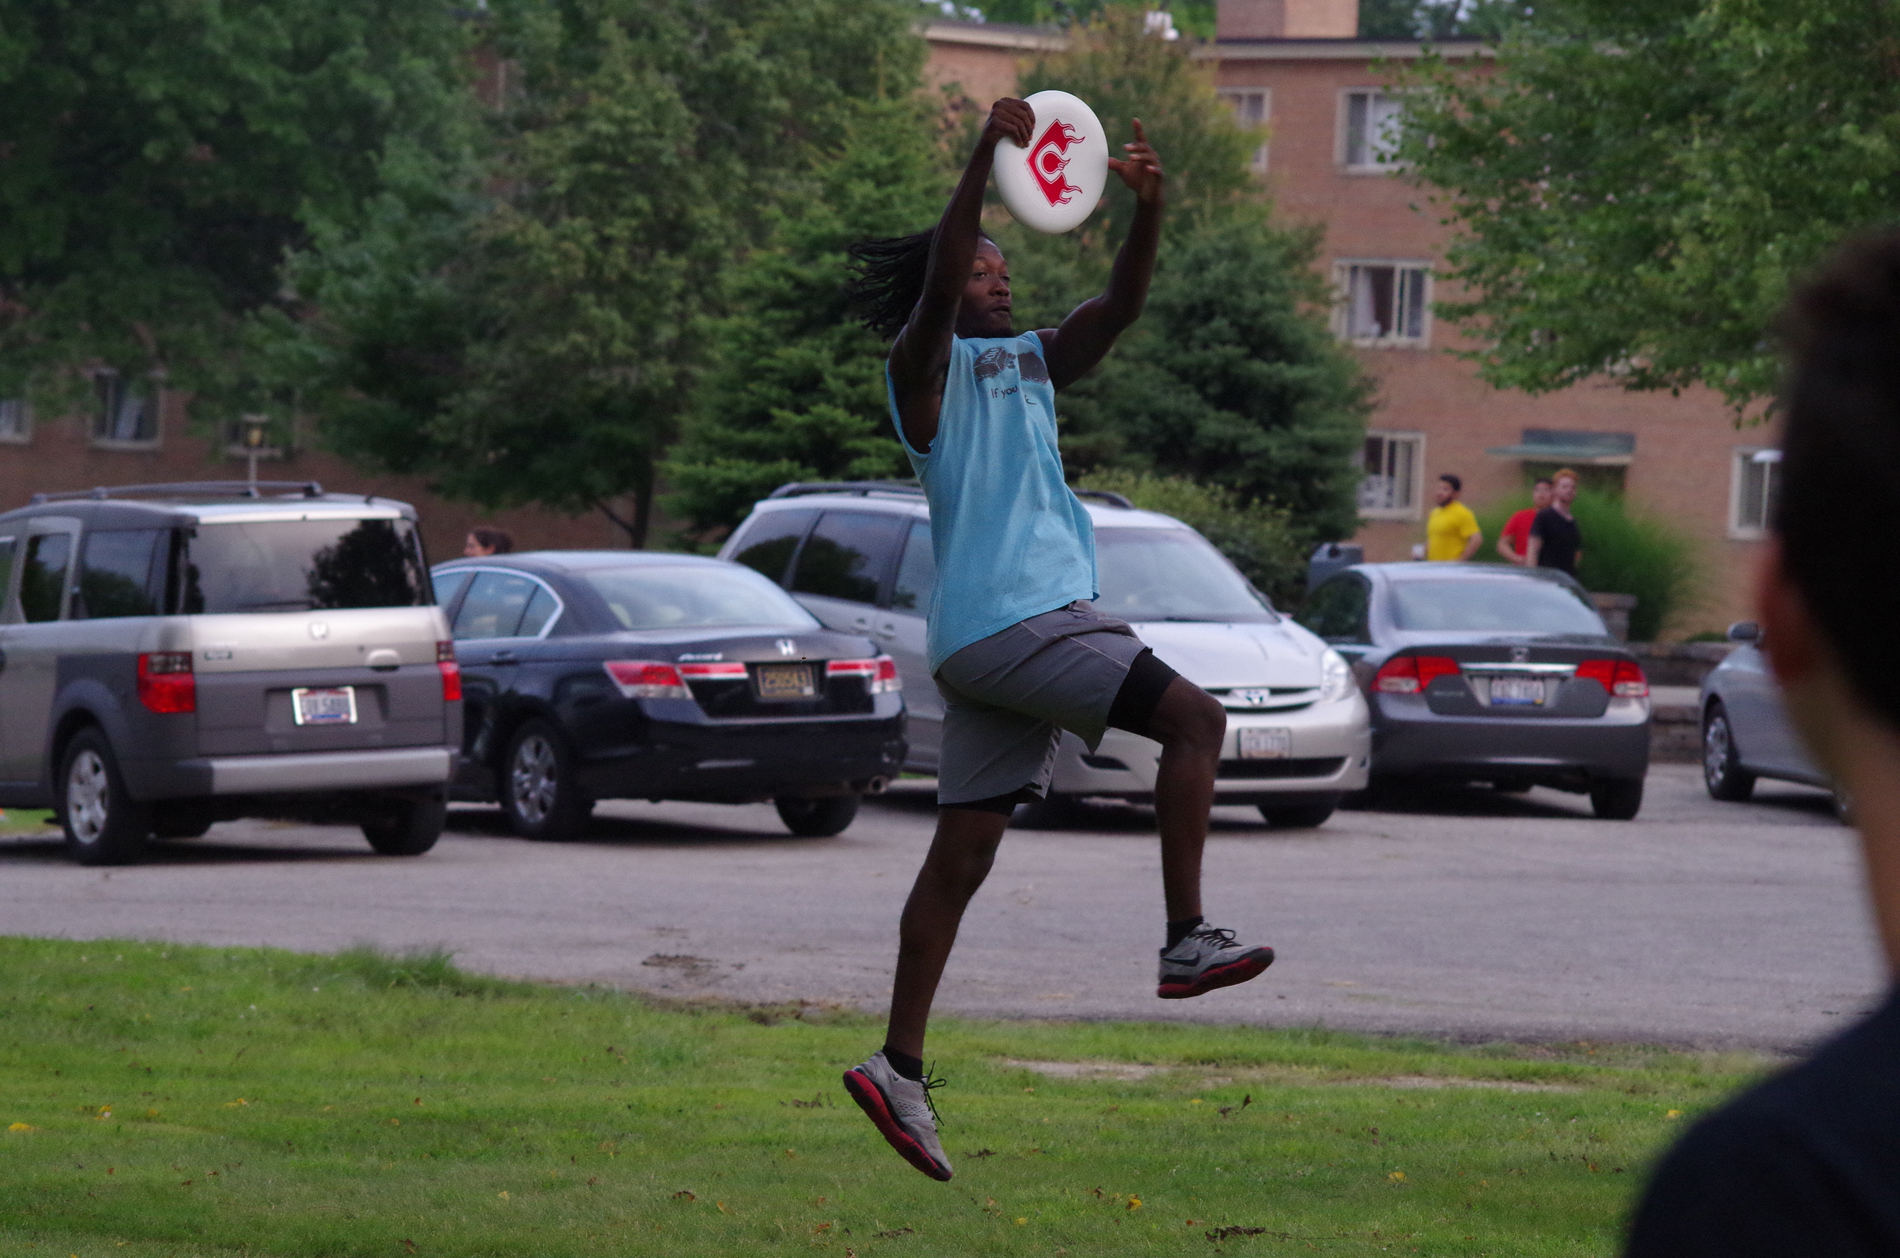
top-left (663, 98), bottom-right (947, 539)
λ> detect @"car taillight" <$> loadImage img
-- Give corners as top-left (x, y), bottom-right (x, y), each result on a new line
top-left (435, 640), bottom-right (462, 702)
top-left (603, 660), bottom-right (691, 699)
top-left (1372, 654), bottom-right (1459, 694)
top-left (827, 656), bottom-right (902, 694)
top-left (678, 662), bottom-right (748, 681)
top-left (137, 651), bottom-right (195, 714)
top-left (1576, 658), bottom-right (1648, 698)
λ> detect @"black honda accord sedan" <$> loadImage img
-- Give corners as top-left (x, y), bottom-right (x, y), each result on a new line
top-left (431, 552), bottom-right (906, 839)
top-left (1298, 562), bottom-right (1650, 819)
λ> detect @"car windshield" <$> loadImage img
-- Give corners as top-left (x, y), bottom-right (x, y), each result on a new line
top-left (182, 518), bottom-right (431, 613)
top-left (1389, 577), bottom-right (1606, 635)
top-left (581, 564), bottom-right (819, 632)
top-left (1093, 528), bottom-right (1276, 623)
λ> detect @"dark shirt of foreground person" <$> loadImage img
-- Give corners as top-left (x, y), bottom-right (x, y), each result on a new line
top-left (1624, 985), bottom-right (1900, 1256)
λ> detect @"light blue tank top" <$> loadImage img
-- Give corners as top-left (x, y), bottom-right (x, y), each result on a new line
top-left (888, 332), bottom-right (1097, 671)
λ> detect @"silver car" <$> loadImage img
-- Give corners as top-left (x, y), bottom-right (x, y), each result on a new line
top-left (0, 481), bottom-right (460, 864)
top-left (719, 483), bottom-right (1371, 828)
top-left (1700, 620), bottom-right (1838, 808)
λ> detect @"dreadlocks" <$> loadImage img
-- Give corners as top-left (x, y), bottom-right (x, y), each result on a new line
top-left (845, 229), bottom-right (995, 341)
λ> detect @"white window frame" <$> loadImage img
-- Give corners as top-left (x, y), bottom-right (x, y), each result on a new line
top-left (0, 398), bottom-right (31, 445)
top-left (89, 370), bottom-right (162, 450)
top-left (1359, 430), bottom-right (1426, 520)
top-left (1338, 87), bottom-right (1407, 173)
top-left (1729, 447), bottom-right (1780, 540)
top-left (1217, 87), bottom-right (1270, 173)
top-left (1333, 259), bottom-right (1433, 348)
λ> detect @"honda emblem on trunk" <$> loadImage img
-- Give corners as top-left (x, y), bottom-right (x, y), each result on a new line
top-left (776, 639), bottom-right (796, 657)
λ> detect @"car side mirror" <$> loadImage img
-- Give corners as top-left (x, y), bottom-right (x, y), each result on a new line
top-left (1726, 621), bottom-right (1761, 644)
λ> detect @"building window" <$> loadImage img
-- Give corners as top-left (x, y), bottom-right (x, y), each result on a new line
top-left (91, 372), bottom-right (159, 446)
top-left (1341, 88), bottom-right (1405, 171)
top-left (1730, 447), bottom-right (1780, 539)
top-left (1359, 430), bottom-right (1424, 518)
top-left (1336, 261), bottom-right (1431, 346)
top-left (0, 398), bottom-right (30, 444)
top-left (1218, 88), bottom-right (1269, 172)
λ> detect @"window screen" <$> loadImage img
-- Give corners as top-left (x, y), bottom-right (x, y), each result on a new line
top-left (888, 519), bottom-right (936, 611)
top-left (1344, 90), bottom-right (1404, 167)
top-left (790, 512), bottom-right (906, 605)
top-left (1342, 264), bottom-right (1429, 342)
top-left (20, 532), bottom-right (72, 622)
top-left (78, 528), bottom-right (164, 619)
top-left (728, 509), bottom-right (817, 586)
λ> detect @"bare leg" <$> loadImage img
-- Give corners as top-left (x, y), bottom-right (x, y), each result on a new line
top-left (1145, 677), bottom-right (1227, 922)
top-left (884, 806), bottom-right (1012, 1059)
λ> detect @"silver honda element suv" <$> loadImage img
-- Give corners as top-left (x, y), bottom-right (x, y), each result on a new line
top-left (0, 482), bottom-right (460, 864)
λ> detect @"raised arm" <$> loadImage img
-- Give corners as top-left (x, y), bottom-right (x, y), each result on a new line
top-left (1038, 119), bottom-right (1166, 391)
top-left (888, 98), bottom-right (1034, 453)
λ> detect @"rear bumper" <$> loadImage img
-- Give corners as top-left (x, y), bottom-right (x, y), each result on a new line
top-left (167, 746), bottom-right (456, 796)
top-left (573, 715), bottom-right (907, 803)
top-left (1372, 694), bottom-right (1650, 783)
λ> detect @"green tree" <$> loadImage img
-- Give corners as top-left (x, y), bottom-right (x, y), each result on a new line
top-left (1076, 469), bottom-right (1306, 604)
top-left (1397, 0), bottom-right (1900, 410)
top-left (1357, 0), bottom-right (1529, 40)
top-left (0, 0), bottom-right (477, 415)
top-left (663, 98), bottom-right (946, 540)
top-left (295, 0), bottom-right (925, 545)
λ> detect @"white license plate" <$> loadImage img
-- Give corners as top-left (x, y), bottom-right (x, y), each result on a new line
top-left (1238, 727), bottom-right (1291, 759)
top-left (1488, 677), bottom-right (1545, 706)
top-left (292, 686), bottom-right (358, 726)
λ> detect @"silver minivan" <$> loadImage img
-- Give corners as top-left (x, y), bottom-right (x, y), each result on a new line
top-left (719, 483), bottom-right (1371, 827)
top-left (0, 482), bottom-right (460, 864)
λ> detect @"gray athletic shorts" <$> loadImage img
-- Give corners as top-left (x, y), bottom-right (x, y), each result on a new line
top-left (933, 601), bottom-right (1156, 808)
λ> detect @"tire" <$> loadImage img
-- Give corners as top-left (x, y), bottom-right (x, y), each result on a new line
top-left (59, 728), bottom-right (150, 866)
top-left (1702, 701), bottom-right (1756, 802)
top-left (361, 795), bottom-right (446, 856)
top-left (501, 719), bottom-right (592, 841)
top-left (1590, 778), bottom-right (1645, 820)
top-left (775, 794), bottom-right (860, 837)
top-left (1258, 800), bottom-right (1337, 829)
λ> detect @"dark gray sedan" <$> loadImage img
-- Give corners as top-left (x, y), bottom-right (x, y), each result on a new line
top-left (1298, 563), bottom-right (1651, 819)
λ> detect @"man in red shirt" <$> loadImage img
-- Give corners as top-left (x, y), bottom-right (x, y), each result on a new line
top-left (1497, 476), bottom-right (1554, 565)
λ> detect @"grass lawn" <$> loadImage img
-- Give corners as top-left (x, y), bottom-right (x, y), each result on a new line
top-left (0, 808), bottom-right (57, 834)
top-left (0, 938), bottom-right (1767, 1257)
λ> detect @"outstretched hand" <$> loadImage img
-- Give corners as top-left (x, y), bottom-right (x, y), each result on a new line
top-left (1108, 118), bottom-right (1165, 205)
top-left (981, 98), bottom-right (1035, 151)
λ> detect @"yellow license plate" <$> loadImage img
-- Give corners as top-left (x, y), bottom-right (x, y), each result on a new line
top-left (755, 664), bottom-right (815, 700)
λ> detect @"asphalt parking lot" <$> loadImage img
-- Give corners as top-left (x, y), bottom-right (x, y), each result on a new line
top-left (0, 764), bottom-right (1879, 1053)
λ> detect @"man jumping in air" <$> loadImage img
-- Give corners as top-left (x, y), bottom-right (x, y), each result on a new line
top-left (839, 97), bottom-right (1275, 1182)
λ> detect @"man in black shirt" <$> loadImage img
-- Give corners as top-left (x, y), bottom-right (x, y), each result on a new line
top-left (1526, 467), bottom-right (1583, 575)
top-left (1624, 232), bottom-right (1900, 1255)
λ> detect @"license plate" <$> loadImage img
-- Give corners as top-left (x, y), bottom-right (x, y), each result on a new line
top-left (1237, 727), bottom-right (1291, 759)
top-left (1488, 676), bottom-right (1545, 706)
top-left (754, 663), bottom-right (816, 700)
top-left (292, 686), bottom-right (357, 726)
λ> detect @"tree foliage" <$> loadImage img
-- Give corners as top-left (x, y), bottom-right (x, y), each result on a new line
top-left (294, 0), bottom-right (925, 543)
top-left (1076, 468), bottom-right (1306, 605)
top-left (1397, 0), bottom-right (1900, 410)
top-left (0, 0), bottom-right (476, 411)
top-left (664, 98), bottom-right (948, 540)
top-left (1357, 0), bottom-right (1529, 41)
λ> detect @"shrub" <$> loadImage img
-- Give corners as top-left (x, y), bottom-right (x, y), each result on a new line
top-left (1076, 470), bottom-right (1307, 608)
top-left (1474, 488), bottom-right (1703, 641)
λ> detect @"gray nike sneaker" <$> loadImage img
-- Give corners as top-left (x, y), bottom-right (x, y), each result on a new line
top-left (1157, 923), bottom-right (1275, 999)
top-left (842, 1051), bottom-right (953, 1181)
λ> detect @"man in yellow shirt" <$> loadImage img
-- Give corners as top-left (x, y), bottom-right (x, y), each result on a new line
top-left (1425, 473), bottom-right (1483, 561)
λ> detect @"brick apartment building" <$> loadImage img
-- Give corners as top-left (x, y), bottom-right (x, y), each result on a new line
top-left (929, 1), bottom-right (1774, 636)
top-left (0, 9), bottom-right (1771, 631)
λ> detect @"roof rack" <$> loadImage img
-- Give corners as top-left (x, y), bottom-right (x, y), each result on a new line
top-left (767, 480), bottom-right (925, 500)
top-left (29, 480), bottom-right (327, 505)
top-left (1072, 489), bottom-right (1134, 508)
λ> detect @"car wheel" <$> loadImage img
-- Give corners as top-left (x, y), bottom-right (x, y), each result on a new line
top-left (502, 719), bottom-right (592, 841)
top-left (1258, 800), bottom-right (1337, 829)
top-left (1702, 701), bottom-right (1756, 802)
top-left (60, 728), bottom-right (150, 866)
top-left (1590, 778), bottom-right (1645, 820)
top-left (776, 794), bottom-right (860, 837)
top-left (362, 794), bottom-right (447, 856)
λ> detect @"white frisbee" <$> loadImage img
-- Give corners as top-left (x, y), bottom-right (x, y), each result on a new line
top-left (994, 90), bottom-right (1110, 234)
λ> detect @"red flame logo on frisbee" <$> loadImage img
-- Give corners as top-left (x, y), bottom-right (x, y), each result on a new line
top-left (1027, 118), bottom-right (1083, 207)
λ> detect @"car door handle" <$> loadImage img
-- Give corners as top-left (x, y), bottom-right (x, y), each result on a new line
top-left (876, 621), bottom-right (898, 638)
top-left (490, 650), bottom-right (518, 665)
